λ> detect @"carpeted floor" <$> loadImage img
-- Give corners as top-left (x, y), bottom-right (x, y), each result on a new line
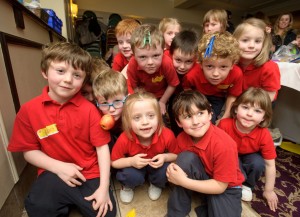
top-left (250, 147), bottom-right (300, 217)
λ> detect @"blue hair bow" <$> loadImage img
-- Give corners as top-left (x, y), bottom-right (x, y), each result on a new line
top-left (204, 36), bottom-right (215, 58)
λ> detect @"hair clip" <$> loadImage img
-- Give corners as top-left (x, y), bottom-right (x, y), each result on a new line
top-left (142, 30), bottom-right (151, 47)
top-left (204, 35), bottom-right (216, 58)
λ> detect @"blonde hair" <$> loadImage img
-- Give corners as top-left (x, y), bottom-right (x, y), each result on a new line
top-left (198, 32), bottom-right (240, 63)
top-left (41, 42), bottom-right (92, 82)
top-left (158, 18), bottom-right (181, 34)
top-left (273, 13), bottom-right (294, 35)
top-left (230, 87), bottom-right (272, 128)
top-left (115, 18), bottom-right (140, 37)
top-left (93, 68), bottom-right (128, 100)
top-left (122, 91), bottom-right (164, 140)
top-left (131, 24), bottom-right (164, 51)
top-left (202, 9), bottom-right (228, 33)
top-left (233, 18), bottom-right (272, 67)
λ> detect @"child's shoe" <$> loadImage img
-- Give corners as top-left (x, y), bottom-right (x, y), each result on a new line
top-left (242, 185), bottom-right (253, 201)
top-left (120, 186), bottom-right (134, 204)
top-left (148, 183), bottom-right (162, 200)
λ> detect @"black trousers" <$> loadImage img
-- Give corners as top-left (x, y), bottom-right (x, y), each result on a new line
top-left (25, 171), bottom-right (116, 217)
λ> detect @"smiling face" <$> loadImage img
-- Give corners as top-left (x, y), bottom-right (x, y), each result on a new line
top-left (177, 104), bottom-right (211, 143)
top-left (117, 33), bottom-right (133, 59)
top-left (134, 45), bottom-right (163, 74)
top-left (130, 99), bottom-right (159, 144)
top-left (42, 61), bottom-right (86, 104)
top-left (201, 57), bottom-right (233, 85)
top-left (237, 25), bottom-right (264, 64)
top-left (235, 103), bottom-right (265, 133)
top-left (172, 49), bottom-right (196, 75)
top-left (278, 14), bottom-right (291, 30)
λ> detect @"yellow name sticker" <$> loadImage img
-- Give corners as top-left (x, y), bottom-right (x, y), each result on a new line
top-left (37, 124), bottom-right (59, 139)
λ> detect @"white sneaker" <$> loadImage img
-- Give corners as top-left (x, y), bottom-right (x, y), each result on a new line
top-left (242, 185), bottom-right (253, 202)
top-left (148, 183), bottom-right (162, 200)
top-left (120, 186), bottom-right (134, 204)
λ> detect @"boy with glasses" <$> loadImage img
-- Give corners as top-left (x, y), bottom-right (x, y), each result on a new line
top-left (93, 68), bottom-right (129, 151)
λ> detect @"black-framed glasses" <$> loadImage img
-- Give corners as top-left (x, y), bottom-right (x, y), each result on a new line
top-left (96, 96), bottom-right (128, 111)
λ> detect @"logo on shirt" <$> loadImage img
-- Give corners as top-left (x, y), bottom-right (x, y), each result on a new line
top-left (152, 75), bottom-right (164, 83)
top-left (217, 84), bottom-right (233, 90)
top-left (37, 124), bottom-right (59, 139)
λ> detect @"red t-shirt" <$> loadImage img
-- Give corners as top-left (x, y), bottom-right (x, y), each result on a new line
top-left (239, 60), bottom-right (281, 98)
top-left (111, 127), bottom-right (178, 161)
top-left (127, 54), bottom-right (179, 98)
top-left (177, 124), bottom-right (244, 187)
top-left (182, 64), bottom-right (243, 97)
top-left (8, 86), bottom-right (111, 179)
top-left (218, 118), bottom-right (277, 160)
top-left (112, 52), bottom-right (130, 72)
top-left (164, 49), bottom-right (172, 59)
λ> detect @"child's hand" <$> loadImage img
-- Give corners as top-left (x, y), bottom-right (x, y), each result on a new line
top-left (158, 101), bottom-right (166, 115)
top-left (263, 190), bottom-right (278, 212)
top-left (149, 154), bottom-right (165, 168)
top-left (130, 153), bottom-right (151, 169)
top-left (85, 186), bottom-right (113, 217)
top-left (56, 162), bottom-right (86, 187)
top-left (166, 163), bottom-right (188, 186)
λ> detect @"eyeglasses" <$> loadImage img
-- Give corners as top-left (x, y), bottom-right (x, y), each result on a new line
top-left (96, 96), bottom-right (128, 111)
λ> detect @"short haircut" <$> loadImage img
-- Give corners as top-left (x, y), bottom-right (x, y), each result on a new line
top-left (131, 24), bottom-right (164, 51)
top-left (93, 69), bottom-right (128, 100)
top-left (41, 42), bottom-right (92, 83)
top-left (115, 18), bottom-right (141, 37)
top-left (158, 17), bottom-right (181, 34)
top-left (198, 32), bottom-right (240, 63)
top-left (172, 90), bottom-right (212, 122)
top-left (122, 90), bottom-right (164, 140)
top-left (85, 57), bottom-right (110, 86)
top-left (230, 87), bottom-right (272, 128)
top-left (202, 9), bottom-right (228, 33)
top-left (233, 18), bottom-right (272, 67)
top-left (170, 29), bottom-right (199, 56)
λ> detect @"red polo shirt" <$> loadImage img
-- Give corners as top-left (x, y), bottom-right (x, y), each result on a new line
top-left (182, 64), bottom-right (243, 97)
top-left (112, 52), bottom-right (130, 72)
top-left (127, 54), bottom-right (179, 98)
top-left (177, 124), bottom-right (244, 187)
top-left (218, 118), bottom-right (277, 160)
top-left (111, 127), bottom-right (178, 161)
top-left (8, 86), bottom-right (111, 179)
top-left (239, 60), bottom-right (281, 98)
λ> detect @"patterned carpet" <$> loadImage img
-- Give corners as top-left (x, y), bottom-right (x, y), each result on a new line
top-left (250, 147), bottom-right (300, 217)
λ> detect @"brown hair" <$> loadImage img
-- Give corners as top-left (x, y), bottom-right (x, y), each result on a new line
top-left (202, 9), bottom-right (228, 33)
top-left (41, 42), bottom-right (92, 83)
top-left (172, 90), bottom-right (212, 122)
top-left (122, 90), bottom-right (163, 140)
top-left (170, 29), bottom-right (199, 56)
top-left (230, 87), bottom-right (272, 128)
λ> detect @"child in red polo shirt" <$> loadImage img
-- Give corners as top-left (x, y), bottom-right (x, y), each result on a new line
top-left (233, 18), bottom-right (281, 102)
top-left (93, 68), bottom-right (129, 151)
top-left (166, 90), bottom-right (244, 217)
top-left (7, 42), bottom-right (116, 217)
top-left (182, 32), bottom-right (243, 124)
top-left (112, 18), bottom-right (140, 72)
top-left (127, 24), bottom-right (180, 115)
top-left (168, 29), bottom-right (200, 135)
top-left (218, 87), bottom-right (278, 211)
top-left (111, 91), bottom-right (178, 204)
